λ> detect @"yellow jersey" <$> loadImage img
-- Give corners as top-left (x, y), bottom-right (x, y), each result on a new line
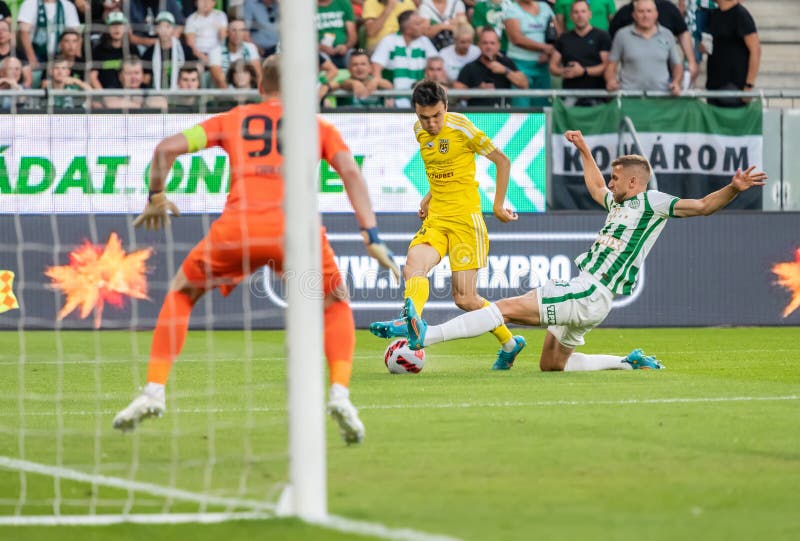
top-left (414, 112), bottom-right (496, 217)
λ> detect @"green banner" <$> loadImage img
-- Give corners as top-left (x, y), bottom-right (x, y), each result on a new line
top-left (551, 98), bottom-right (763, 209)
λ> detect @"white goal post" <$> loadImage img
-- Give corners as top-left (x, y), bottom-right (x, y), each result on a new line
top-left (279, 0), bottom-right (328, 521)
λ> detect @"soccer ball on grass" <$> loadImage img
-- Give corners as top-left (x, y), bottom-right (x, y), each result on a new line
top-left (384, 338), bottom-right (426, 374)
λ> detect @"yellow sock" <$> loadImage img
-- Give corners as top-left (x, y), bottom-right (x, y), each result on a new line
top-left (404, 276), bottom-right (430, 315)
top-left (483, 299), bottom-right (513, 344)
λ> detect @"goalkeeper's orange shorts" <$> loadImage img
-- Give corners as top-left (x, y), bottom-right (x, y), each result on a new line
top-left (181, 212), bottom-right (343, 297)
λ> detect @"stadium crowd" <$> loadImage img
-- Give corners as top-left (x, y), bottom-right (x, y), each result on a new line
top-left (0, 0), bottom-right (760, 111)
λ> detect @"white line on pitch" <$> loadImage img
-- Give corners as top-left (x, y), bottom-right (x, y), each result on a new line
top-left (0, 456), bottom-right (275, 512)
top-left (0, 512), bottom-right (461, 541)
top-left (1, 395), bottom-right (797, 418)
top-left (0, 457), bottom-right (461, 541)
top-left (313, 515), bottom-right (461, 541)
top-left (0, 512), bottom-right (271, 526)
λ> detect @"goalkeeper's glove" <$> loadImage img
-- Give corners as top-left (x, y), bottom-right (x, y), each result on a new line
top-left (361, 227), bottom-right (401, 281)
top-left (133, 192), bottom-right (180, 231)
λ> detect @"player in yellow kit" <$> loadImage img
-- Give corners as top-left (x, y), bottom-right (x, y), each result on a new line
top-left (370, 80), bottom-right (526, 370)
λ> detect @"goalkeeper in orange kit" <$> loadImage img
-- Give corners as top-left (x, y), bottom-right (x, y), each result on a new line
top-left (113, 55), bottom-right (400, 444)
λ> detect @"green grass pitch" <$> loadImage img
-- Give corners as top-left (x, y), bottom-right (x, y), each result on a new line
top-left (1, 327), bottom-right (799, 540)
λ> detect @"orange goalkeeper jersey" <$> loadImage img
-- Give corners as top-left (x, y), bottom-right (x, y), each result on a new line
top-left (185, 97), bottom-right (350, 213)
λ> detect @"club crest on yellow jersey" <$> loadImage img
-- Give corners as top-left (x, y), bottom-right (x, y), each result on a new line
top-left (438, 139), bottom-right (449, 154)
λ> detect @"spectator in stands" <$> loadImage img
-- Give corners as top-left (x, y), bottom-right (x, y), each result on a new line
top-left (17, 0), bottom-right (81, 69)
top-left (142, 11), bottom-right (196, 90)
top-left (678, 0), bottom-right (717, 64)
top-left (0, 19), bottom-right (33, 88)
top-left (438, 22), bottom-right (479, 82)
top-left (184, 0), bottom-right (228, 66)
top-left (92, 0), bottom-right (123, 34)
top-left (549, 0), bottom-right (610, 105)
top-left (102, 56), bottom-right (168, 109)
top-left (128, 0), bottom-right (185, 51)
top-left (605, 0), bottom-right (682, 95)
top-left (705, 0), bottom-right (759, 108)
top-left (56, 28), bottom-right (85, 80)
top-left (609, 0), bottom-right (697, 85)
top-left (90, 12), bottom-right (140, 89)
top-left (424, 55), bottom-right (450, 86)
top-left (0, 18), bottom-right (14, 62)
top-left (208, 19), bottom-right (260, 89)
top-left (243, 0), bottom-right (279, 56)
top-left (171, 65), bottom-right (201, 110)
top-left (454, 26), bottom-right (528, 107)
top-left (226, 57), bottom-right (258, 89)
top-left (504, 0), bottom-right (555, 106)
top-left (43, 54), bottom-right (91, 108)
top-left (318, 52), bottom-right (340, 93)
top-left (371, 10), bottom-right (438, 108)
top-left (316, 0), bottom-right (357, 69)
top-left (419, 0), bottom-right (466, 50)
top-left (0, 57), bottom-right (28, 90)
top-left (178, 65), bottom-right (200, 89)
top-left (554, 0), bottom-right (615, 33)
top-left (0, 56), bottom-right (30, 110)
top-left (471, 0), bottom-right (510, 52)
top-left (338, 48), bottom-right (392, 108)
top-left (362, 0), bottom-right (417, 53)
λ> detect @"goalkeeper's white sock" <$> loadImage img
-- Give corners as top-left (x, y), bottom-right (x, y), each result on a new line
top-left (564, 353), bottom-right (631, 371)
top-left (424, 304), bottom-right (505, 347)
top-left (143, 382), bottom-right (166, 400)
top-left (329, 383), bottom-right (350, 402)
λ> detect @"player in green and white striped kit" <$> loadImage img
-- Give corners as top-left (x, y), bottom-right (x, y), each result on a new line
top-left (401, 130), bottom-right (767, 372)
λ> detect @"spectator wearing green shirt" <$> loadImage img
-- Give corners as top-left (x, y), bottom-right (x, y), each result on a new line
top-left (317, 0), bottom-right (357, 68)
top-left (44, 54), bottom-right (91, 108)
top-left (554, 0), bottom-right (615, 33)
top-left (471, 0), bottom-right (512, 51)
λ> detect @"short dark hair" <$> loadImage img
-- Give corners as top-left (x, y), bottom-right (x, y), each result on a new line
top-left (412, 79), bottom-right (448, 108)
top-left (479, 26), bottom-right (499, 39)
top-left (179, 65), bottom-right (199, 77)
top-left (397, 10), bottom-right (415, 31)
top-left (571, 0), bottom-right (590, 9)
top-left (349, 48), bottom-right (369, 62)
top-left (59, 29), bottom-right (81, 41)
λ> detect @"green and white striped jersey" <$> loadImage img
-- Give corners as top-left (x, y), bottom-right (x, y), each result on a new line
top-left (577, 190), bottom-right (680, 295)
top-left (370, 33), bottom-right (438, 108)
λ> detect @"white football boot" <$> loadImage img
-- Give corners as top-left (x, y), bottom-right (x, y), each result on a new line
top-left (327, 384), bottom-right (365, 445)
top-left (113, 383), bottom-right (166, 432)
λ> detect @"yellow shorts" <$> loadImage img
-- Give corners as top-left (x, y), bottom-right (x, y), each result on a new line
top-left (409, 213), bottom-right (489, 271)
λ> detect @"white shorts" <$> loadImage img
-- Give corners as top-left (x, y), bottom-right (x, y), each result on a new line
top-left (536, 272), bottom-right (614, 348)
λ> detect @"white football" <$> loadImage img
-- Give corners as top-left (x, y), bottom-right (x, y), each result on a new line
top-left (384, 338), bottom-right (426, 374)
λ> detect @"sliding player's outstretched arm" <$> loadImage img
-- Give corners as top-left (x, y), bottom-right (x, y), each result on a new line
top-left (331, 150), bottom-right (401, 280)
top-left (673, 165), bottom-right (767, 218)
top-left (564, 130), bottom-right (610, 207)
top-left (133, 133), bottom-right (187, 230)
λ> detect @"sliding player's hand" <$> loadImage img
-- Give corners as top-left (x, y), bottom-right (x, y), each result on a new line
top-left (133, 193), bottom-right (181, 231)
top-left (731, 165), bottom-right (767, 192)
top-left (564, 130), bottom-right (588, 152)
top-left (361, 227), bottom-right (401, 281)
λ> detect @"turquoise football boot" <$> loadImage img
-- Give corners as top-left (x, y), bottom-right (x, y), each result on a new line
top-left (622, 349), bottom-right (664, 370)
top-left (369, 317), bottom-right (409, 338)
top-left (492, 335), bottom-right (527, 370)
top-left (404, 298), bottom-right (427, 350)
